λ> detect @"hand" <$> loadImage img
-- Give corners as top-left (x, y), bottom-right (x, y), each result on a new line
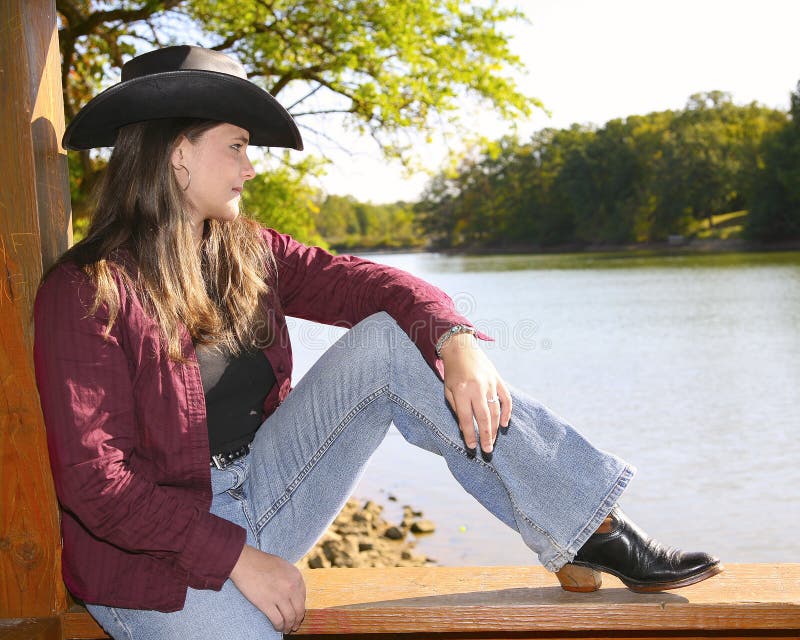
top-left (439, 333), bottom-right (512, 453)
top-left (229, 544), bottom-right (306, 633)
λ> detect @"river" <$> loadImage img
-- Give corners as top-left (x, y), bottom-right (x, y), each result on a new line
top-left (287, 250), bottom-right (800, 566)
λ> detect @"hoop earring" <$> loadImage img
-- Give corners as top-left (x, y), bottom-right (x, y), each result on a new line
top-left (175, 164), bottom-right (191, 191)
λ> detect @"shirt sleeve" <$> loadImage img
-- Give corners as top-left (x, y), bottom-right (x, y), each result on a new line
top-left (263, 227), bottom-right (492, 374)
top-left (33, 264), bottom-right (245, 591)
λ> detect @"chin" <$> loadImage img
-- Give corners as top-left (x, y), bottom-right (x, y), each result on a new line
top-left (212, 209), bottom-right (240, 224)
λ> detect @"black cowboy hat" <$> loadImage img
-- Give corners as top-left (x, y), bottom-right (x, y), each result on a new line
top-left (62, 45), bottom-right (303, 151)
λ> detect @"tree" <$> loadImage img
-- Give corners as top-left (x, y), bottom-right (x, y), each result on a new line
top-left (57, 0), bottom-right (538, 236)
top-left (747, 82), bottom-right (800, 241)
top-left (242, 156), bottom-right (327, 246)
top-left (419, 92), bottom-right (788, 249)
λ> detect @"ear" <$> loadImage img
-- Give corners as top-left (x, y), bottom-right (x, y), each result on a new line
top-left (171, 135), bottom-right (190, 170)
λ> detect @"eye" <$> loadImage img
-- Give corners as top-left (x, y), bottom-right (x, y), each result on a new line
top-left (231, 143), bottom-right (243, 151)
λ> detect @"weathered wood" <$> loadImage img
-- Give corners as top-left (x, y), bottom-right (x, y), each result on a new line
top-left (60, 564), bottom-right (800, 638)
top-left (0, 0), bottom-right (69, 619)
top-left (0, 618), bottom-right (60, 640)
top-left (60, 608), bottom-right (106, 640)
top-left (295, 634), bottom-right (800, 639)
top-left (294, 564), bottom-right (800, 635)
top-left (22, 0), bottom-right (73, 271)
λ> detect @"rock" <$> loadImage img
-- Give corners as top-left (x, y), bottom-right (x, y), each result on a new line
top-left (307, 553), bottom-right (328, 569)
top-left (410, 519), bottom-right (436, 534)
top-left (383, 526), bottom-right (404, 540)
top-left (297, 496), bottom-right (435, 570)
top-left (403, 505), bottom-right (424, 518)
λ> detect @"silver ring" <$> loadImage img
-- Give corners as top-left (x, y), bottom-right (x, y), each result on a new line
top-left (487, 395), bottom-right (500, 403)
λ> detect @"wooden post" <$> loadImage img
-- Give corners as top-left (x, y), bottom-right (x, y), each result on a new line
top-left (0, 0), bottom-right (71, 619)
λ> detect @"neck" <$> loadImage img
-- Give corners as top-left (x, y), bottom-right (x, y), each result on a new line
top-left (191, 218), bottom-right (205, 247)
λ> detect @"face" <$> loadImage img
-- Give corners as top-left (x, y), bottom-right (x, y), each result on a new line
top-left (171, 123), bottom-right (256, 228)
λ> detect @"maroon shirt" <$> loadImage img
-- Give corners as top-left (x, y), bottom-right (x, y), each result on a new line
top-left (33, 227), bottom-right (486, 611)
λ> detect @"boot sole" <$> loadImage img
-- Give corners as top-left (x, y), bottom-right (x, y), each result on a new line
top-left (558, 561), bottom-right (724, 593)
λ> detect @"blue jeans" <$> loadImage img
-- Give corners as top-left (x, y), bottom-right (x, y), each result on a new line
top-left (88, 312), bottom-right (634, 639)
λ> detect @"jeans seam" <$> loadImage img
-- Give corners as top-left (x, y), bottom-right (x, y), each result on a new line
top-left (107, 607), bottom-right (134, 640)
top-left (226, 487), bottom-right (259, 542)
top-left (388, 391), bottom-right (564, 553)
top-left (254, 385), bottom-right (389, 532)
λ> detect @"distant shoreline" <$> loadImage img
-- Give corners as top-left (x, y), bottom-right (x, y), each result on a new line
top-left (348, 237), bottom-right (800, 256)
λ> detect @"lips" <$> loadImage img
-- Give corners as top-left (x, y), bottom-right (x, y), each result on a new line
top-left (232, 187), bottom-right (243, 195)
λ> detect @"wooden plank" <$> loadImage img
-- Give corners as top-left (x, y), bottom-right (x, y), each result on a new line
top-left (61, 564), bottom-right (800, 638)
top-left (295, 634), bottom-right (800, 639)
top-left (0, 0), bottom-right (67, 619)
top-left (0, 618), bottom-right (60, 640)
top-left (22, 0), bottom-right (72, 271)
top-left (60, 608), bottom-right (107, 640)
top-left (295, 564), bottom-right (800, 634)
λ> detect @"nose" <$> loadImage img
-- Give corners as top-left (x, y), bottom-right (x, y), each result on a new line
top-left (242, 153), bottom-right (256, 181)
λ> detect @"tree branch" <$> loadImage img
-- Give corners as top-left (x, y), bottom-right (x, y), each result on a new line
top-left (296, 122), bottom-right (357, 158)
top-left (58, 0), bottom-right (186, 41)
top-left (286, 83), bottom-right (324, 111)
top-left (291, 108), bottom-right (357, 118)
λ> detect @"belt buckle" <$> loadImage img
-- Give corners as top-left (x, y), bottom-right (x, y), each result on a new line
top-left (210, 453), bottom-right (229, 470)
top-left (210, 443), bottom-right (250, 470)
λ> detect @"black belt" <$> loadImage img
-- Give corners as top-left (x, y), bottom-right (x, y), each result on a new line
top-left (210, 443), bottom-right (251, 469)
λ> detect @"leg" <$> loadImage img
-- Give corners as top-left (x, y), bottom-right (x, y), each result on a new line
top-left (246, 312), bottom-right (634, 571)
top-left (87, 464), bottom-right (281, 640)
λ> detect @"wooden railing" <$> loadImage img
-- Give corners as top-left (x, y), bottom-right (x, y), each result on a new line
top-left (1, 3), bottom-right (799, 640)
top-left (4, 564), bottom-right (800, 639)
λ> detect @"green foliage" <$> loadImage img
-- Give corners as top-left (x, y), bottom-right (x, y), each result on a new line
top-left (418, 93), bottom-right (789, 248)
top-left (242, 157), bottom-right (327, 247)
top-left (57, 0), bottom-right (536, 241)
top-left (316, 195), bottom-right (425, 250)
top-left (746, 82), bottom-right (800, 241)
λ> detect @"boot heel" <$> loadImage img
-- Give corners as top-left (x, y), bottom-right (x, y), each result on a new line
top-left (556, 563), bottom-right (602, 592)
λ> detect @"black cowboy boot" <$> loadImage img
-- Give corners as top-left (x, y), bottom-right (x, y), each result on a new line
top-left (556, 506), bottom-right (723, 593)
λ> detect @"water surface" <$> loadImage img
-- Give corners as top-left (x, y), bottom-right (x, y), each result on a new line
top-left (288, 250), bottom-right (800, 566)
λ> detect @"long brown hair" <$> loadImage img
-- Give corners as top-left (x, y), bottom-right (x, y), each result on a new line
top-left (57, 118), bottom-right (273, 361)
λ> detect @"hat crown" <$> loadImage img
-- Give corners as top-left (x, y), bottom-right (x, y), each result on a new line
top-left (121, 46), bottom-right (248, 82)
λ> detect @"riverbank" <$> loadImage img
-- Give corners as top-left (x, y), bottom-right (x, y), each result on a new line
top-left (341, 237), bottom-right (800, 257)
top-left (468, 238), bottom-right (799, 256)
top-left (298, 498), bottom-right (437, 569)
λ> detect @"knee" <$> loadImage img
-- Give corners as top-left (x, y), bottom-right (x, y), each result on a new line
top-left (348, 312), bottom-right (403, 346)
top-left (335, 312), bottom-right (419, 364)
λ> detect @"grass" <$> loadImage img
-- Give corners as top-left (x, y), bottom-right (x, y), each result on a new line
top-left (690, 210), bottom-right (747, 240)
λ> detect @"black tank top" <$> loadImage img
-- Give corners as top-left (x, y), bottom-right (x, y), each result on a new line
top-left (195, 343), bottom-right (276, 453)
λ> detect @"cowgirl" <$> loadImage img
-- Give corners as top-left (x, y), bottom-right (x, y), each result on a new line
top-left (34, 46), bottom-right (721, 639)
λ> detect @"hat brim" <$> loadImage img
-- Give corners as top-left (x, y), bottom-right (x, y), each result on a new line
top-left (63, 70), bottom-right (303, 151)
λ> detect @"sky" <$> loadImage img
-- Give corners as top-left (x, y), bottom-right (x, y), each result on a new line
top-left (312, 0), bottom-right (800, 204)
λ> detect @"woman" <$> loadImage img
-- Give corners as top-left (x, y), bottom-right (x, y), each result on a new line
top-left (34, 46), bottom-right (721, 639)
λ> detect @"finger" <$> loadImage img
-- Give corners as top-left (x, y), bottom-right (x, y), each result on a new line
top-left (265, 604), bottom-right (285, 634)
top-left (444, 386), bottom-right (457, 415)
top-left (498, 380), bottom-right (512, 427)
top-left (486, 389), bottom-right (501, 443)
top-left (289, 588), bottom-right (306, 631)
top-left (472, 398), bottom-right (495, 453)
top-left (276, 600), bottom-right (298, 634)
top-left (452, 391), bottom-right (478, 449)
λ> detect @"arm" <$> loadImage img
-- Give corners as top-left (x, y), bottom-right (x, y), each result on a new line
top-left (265, 228), bottom-right (511, 451)
top-left (33, 265), bottom-right (245, 591)
top-left (264, 227), bottom-right (491, 372)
